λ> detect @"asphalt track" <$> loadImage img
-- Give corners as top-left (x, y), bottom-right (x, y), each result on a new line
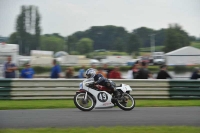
top-left (0, 107), bottom-right (199, 128)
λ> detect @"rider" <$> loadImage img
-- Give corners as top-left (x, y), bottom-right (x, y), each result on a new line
top-left (85, 68), bottom-right (120, 98)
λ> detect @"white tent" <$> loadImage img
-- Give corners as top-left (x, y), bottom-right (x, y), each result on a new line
top-left (165, 46), bottom-right (200, 66)
top-left (101, 56), bottom-right (132, 66)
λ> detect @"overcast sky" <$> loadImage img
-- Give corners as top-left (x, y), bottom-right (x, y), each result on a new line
top-left (0, 0), bottom-right (200, 37)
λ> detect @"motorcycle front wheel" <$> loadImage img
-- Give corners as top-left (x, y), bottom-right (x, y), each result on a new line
top-left (116, 93), bottom-right (135, 111)
top-left (74, 92), bottom-right (95, 111)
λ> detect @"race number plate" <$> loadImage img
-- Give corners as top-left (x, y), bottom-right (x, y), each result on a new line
top-left (97, 92), bottom-right (108, 102)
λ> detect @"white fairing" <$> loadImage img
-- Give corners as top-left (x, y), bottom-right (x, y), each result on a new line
top-left (80, 78), bottom-right (114, 108)
top-left (79, 79), bottom-right (132, 108)
top-left (116, 84), bottom-right (132, 92)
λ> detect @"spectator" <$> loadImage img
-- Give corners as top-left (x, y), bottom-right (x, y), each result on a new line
top-left (20, 62), bottom-right (34, 78)
top-left (132, 61), bottom-right (139, 79)
top-left (78, 65), bottom-right (85, 78)
top-left (190, 67), bottom-right (200, 79)
top-left (65, 67), bottom-right (74, 78)
top-left (97, 67), bottom-right (107, 78)
top-left (4, 56), bottom-right (18, 78)
top-left (156, 65), bottom-right (172, 79)
top-left (126, 62), bottom-right (139, 79)
top-left (103, 64), bottom-right (111, 78)
top-left (50, 59), bottom-right (61, 78)
top-left (135, 62), bottom-right (152, 79)
top-left (108, 66), bottom-right (121, 79)
top-left (126, 66), bottom-right (133, 79)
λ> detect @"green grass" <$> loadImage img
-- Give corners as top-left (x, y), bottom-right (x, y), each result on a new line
top-left (86, 51), bottom-right (129, 58)
top-left (0, 100), bottom-right (199, 110)
top-left (137, 100), bottom-right (200, 107)
top-left (191, 41), bottom-right (200, 49)
top-left (1, 126), bottom-right (200, 133)
top-left (139, 46), bottom-right (165, 52)
top-left (0, 100), bottom-right (75, 110)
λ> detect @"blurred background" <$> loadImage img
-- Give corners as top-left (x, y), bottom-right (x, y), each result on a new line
top-left (0, 1), bottom-right (200, 131)
top-left (0, 0), bottom-right (200, 79)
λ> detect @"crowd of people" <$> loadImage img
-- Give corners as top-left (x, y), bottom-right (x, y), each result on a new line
top-left (73, 61), bottom-right (172, 80)
top-left (2, 56), bottom-right (200, 80)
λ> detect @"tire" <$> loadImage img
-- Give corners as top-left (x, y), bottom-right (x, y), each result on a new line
top-left (74, 92), bottom-right (95, 111)
top-left (116, 93), bottom-right (135, 111)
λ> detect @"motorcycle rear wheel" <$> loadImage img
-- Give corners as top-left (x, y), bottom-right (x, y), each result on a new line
top-left (116, 93), bottom-right (135, 111)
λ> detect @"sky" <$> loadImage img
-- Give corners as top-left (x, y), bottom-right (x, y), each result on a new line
top-left (0, 0), bottom-right (200, 37)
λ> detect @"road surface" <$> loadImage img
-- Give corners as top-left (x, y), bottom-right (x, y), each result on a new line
top-left (0, 107), bottom-right (199, 128)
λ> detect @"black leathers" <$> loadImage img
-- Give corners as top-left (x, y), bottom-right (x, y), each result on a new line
top-left (93, 74), bottom-right (115, 91)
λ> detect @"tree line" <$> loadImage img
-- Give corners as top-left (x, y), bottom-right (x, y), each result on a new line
top-left (8, 6), bottom-right (198, 55)
top-left (9, 5), bottom-right (40, 55)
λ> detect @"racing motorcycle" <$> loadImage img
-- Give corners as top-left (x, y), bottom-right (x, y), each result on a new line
top-left (74, 78), bottom-right (135, 111)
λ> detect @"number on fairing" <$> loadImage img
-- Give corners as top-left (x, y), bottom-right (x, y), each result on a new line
top-left (97, 92), bottom-right (108, 102)
top-left (102, 93), bottom-right (106, 100)
top-left (99, 94), bottom-right (102, 100)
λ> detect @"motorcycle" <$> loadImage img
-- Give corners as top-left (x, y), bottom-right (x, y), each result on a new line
top-left (74, 78), bottom-right (135, 111)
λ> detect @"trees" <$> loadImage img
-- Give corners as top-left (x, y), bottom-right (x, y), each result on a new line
top-left (189, 36), bottom-right (196, 42)
top-left (126, 34), bottom-right (141, 54)
top-left (35, 7), bottom-right (41, 50)
top-left (77, 38), bottom-right (93, 54)
top-left (66, 35), bottom-right (77, 54)
top-left (113, 37), bottom-right (125, 52)
top-left (155, 29), bottom-right (166, 47)
top-left (66, 25), bottom-right (195, 54)
top-left (40, 35), bottom-right (65, 52)
top-left (164, 24), bottom-right (190, 52)
top-left (15, 5), bottom-right (41, 55)
top-left (8, 32), bottom-right (18, 44)
top-left (16, 6), bottom-right (26, 54)
top-left (70, 26), bottom-right (167, 52)
top-left (133, 27), bottom-right (155, 48)
top-left (71, 25), bottom-right (129, 51)
top-left (10, 9), bottom-right (194, 56)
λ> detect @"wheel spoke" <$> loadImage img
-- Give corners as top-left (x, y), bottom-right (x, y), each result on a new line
top-left (118, 93), bottom-right (134, 108)
top-left (76, 93), bottom-right (94, 109)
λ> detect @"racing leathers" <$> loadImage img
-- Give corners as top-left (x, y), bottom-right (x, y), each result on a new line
top-left (93, 73), bottom-right (119, 97)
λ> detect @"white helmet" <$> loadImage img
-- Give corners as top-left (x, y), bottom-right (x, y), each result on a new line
top-left (85, 68), bottom-right (96, 78)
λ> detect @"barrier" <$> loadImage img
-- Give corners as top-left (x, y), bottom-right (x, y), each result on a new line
top-left (0, 79), bottom-right (200, 100)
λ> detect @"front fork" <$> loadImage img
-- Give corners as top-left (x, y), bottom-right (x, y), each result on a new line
top-left (84, 92), bottom-right (88, 101)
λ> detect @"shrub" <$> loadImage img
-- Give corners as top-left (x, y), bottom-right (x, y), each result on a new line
top-left (70, 51), bottom-right (80, 55)
top-left (33, 66), bottom-right (51, 73)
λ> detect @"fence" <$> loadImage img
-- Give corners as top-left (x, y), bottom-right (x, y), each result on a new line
top-left (0, 79), bottom-right (200, 100)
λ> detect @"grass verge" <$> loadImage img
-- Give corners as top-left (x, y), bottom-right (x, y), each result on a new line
top-left (1, 126), bottom-right (200, 133)
top-left (139, 46), bottom-right (165, 52)
top-left (191, 41), bottom-right (200, 49)
top-left (0, 100), bottom-right (199, 110)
